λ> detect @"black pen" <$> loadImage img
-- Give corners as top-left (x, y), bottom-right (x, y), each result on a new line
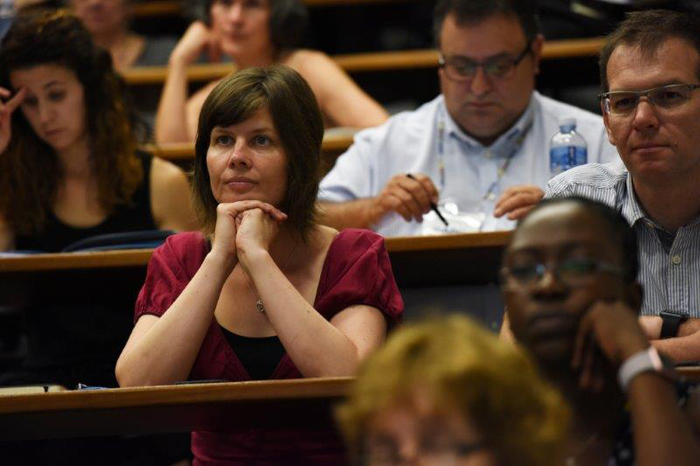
top-left (406, 173), bottom-right (449, 227)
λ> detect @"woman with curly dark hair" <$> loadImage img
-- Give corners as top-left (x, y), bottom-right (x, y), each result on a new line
top-left (0, 9), bottom-right (195, 252)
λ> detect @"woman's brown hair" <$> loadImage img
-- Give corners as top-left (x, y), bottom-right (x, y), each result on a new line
top-left (0, 10), bottom-right (142, 235)
top-left (192, 65), bottom-right (324, 239)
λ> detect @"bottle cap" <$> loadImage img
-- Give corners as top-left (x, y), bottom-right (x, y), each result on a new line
top-left (558, 117), bottom-right (576, 131)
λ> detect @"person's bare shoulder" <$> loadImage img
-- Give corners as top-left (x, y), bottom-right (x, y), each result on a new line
top-left (283, 49), bottom-right (334, 77)
top-left (186, 80), bottom-right (221, 136)
top-left (0, 212), bottom-right (14, 251)
top-left (151, 156), bottom-right (186, 184)
top-left (150, 156), bottom-right (197, 231)
top-left (189, 80), bottom-right (220, 105)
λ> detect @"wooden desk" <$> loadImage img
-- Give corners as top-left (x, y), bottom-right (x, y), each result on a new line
top-left (678, 366), bottom-right (700, 384)
top-left (146, 131), bottom-right (354, 168)
top-left (132, 0), bottom-right (427, 17)
top-left (0, 377), bottom-right (351, 441)
top-left (0, 250), bottom-right (152, 273)
top-left (0, 232), bottom-right (509, 275)
top-left (0, 232), bottom-right (511, 306)
top-left (385, 231), bottom-right (510, 287)
top-left (122, 38), bottom-right (606, 86)
top-left (133, 1), bottom-right (181, 17)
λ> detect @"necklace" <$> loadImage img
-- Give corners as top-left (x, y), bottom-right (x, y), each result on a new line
top-left (245, 244), bottom-right (297, 313)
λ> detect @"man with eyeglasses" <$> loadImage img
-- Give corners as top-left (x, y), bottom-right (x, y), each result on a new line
top-left (534, 10), bottom-right (700, 362)
top-left (503, 196), bottom-right (700, 465)
top-left (316, 0), bottom-right (617, 237)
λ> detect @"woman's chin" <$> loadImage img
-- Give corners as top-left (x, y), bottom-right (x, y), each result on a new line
top-left (220, 42), bottom-right (244, 60)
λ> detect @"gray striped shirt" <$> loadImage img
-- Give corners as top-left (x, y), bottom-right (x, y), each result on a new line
top-left (545, 161), bottom-right (700, 317)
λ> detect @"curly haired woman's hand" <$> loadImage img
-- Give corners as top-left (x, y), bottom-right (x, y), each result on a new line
top-left (0, 87), bottom-right (26, 154)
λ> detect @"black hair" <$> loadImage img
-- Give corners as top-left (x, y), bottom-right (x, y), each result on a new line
top-left (521, 197), bottom-right (639, 282)
top-left (433, 0), bottom-right (539, 47)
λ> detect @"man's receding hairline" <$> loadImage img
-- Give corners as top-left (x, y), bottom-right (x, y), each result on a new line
top-left (606, 36), bottom-right (700, 87)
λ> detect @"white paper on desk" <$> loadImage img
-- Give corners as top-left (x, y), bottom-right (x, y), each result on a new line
top-left (420, 201), bottom-right (485, 235)
top-left (0, 252), bottom-right (36, 257)
top-left (420, 199), bottom-right (517, 235)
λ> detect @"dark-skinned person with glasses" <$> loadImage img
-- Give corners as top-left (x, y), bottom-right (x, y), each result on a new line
top-left (502, 10), bottom-right (700, 364)
top-left (318, 0), bottom-right (617, 238)
top-left (503, 196), bottom-right (700, 466)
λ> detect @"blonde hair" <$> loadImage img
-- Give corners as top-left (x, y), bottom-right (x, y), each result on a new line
top-left (337, 315), bottom-right (569, 466)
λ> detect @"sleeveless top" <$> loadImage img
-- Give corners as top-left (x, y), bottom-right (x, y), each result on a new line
top-left (15, 152), bottom-right (158, 387)
top-left (14, 151), bottom-right (156, 252)
top-left (135, 229), bottom-right (404, 465)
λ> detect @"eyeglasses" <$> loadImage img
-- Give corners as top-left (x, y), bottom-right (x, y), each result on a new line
top-left (438, 41), bottom-right (532, 82)
top-left (598, 83), bottom-right (700, 116)
top-left (500, 258), bottom-right (625, 288)
top-left (363, 440), bottom-right (486, 465)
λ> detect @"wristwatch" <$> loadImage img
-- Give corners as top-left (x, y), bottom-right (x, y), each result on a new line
top-left (617, 346), bottom-right (677, 392)
top-left (659, 311), bottom-right (689, 339)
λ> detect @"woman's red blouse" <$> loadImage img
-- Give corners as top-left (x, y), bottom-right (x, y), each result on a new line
top-left (134, 228), bottom-right (403, 465)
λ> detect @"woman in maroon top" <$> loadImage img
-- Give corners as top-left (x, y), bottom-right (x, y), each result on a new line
top-left (116, 65), bottom-right (403, 464)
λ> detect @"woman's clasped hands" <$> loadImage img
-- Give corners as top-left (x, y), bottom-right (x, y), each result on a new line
top-left (210, 200), bottom-right (288, 272)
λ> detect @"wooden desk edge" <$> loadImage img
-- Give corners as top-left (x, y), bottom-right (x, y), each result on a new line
top-left (0, 377), bottom-right (353, 414)
top-left (122, 38), bottom-right (605, 85)
top-left (0, 249), bottom-right (154, 272)
top-left (678, 366), bottom-right (700, 382)
top-left (133, 0), bottom-right (428, 17)
top-left (385, 231), bottom-right (511, 252)
top-left (146, 132), bottom-right (355, 161)
top-left (0, 232), bottom-right (511, 272)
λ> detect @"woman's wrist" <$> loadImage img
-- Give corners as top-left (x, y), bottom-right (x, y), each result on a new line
top-left (238, 247), bottom-right (273, 274)
top-left (168, 50), bottom-right (194, 68)
top-left (204, 249), bottom-right (237, 274)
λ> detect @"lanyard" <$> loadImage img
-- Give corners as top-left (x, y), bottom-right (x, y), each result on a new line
top-left (436, 110), bottom-right (533, 201)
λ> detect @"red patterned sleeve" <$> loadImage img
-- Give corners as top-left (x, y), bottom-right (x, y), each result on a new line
top-left (315, 229), bottom-right (403, 326)
top-left (134, 232), bottom-right (209, 322)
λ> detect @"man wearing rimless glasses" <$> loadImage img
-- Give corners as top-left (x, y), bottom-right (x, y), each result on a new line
top-left (535, 10), bottom-right (700, 362)
top-left (317, 0), bottom-right (617, 237)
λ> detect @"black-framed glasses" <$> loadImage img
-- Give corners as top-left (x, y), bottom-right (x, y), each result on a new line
top-left (362, 439), bottom-right (487, 465)
top-left (438, 41), bottom-right (533, 82)
top-left (500, 258), bottom-right (625, 288)
top-left (598, 83), bottom-right (700, 116)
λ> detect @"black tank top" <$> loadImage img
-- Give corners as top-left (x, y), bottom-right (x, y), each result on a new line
top-left (14, 151), bottom-right (157, 252)
top-left (12, 152), bottom-right (158, 386)
top-left (219, 325), bottom-right (286, 380)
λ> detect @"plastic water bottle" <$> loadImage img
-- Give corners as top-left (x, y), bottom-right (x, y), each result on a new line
top-left (549, 118), bottom-right (587, 176)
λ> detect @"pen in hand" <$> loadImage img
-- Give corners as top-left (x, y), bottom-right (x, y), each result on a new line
top-left (406, 173), bottom-right (449, 227)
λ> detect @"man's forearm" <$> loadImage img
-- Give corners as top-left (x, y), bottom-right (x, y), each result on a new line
top-left (652, 332), bottom-right (700, 363)
top-left (317, 199), bottom-right (380, 231)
